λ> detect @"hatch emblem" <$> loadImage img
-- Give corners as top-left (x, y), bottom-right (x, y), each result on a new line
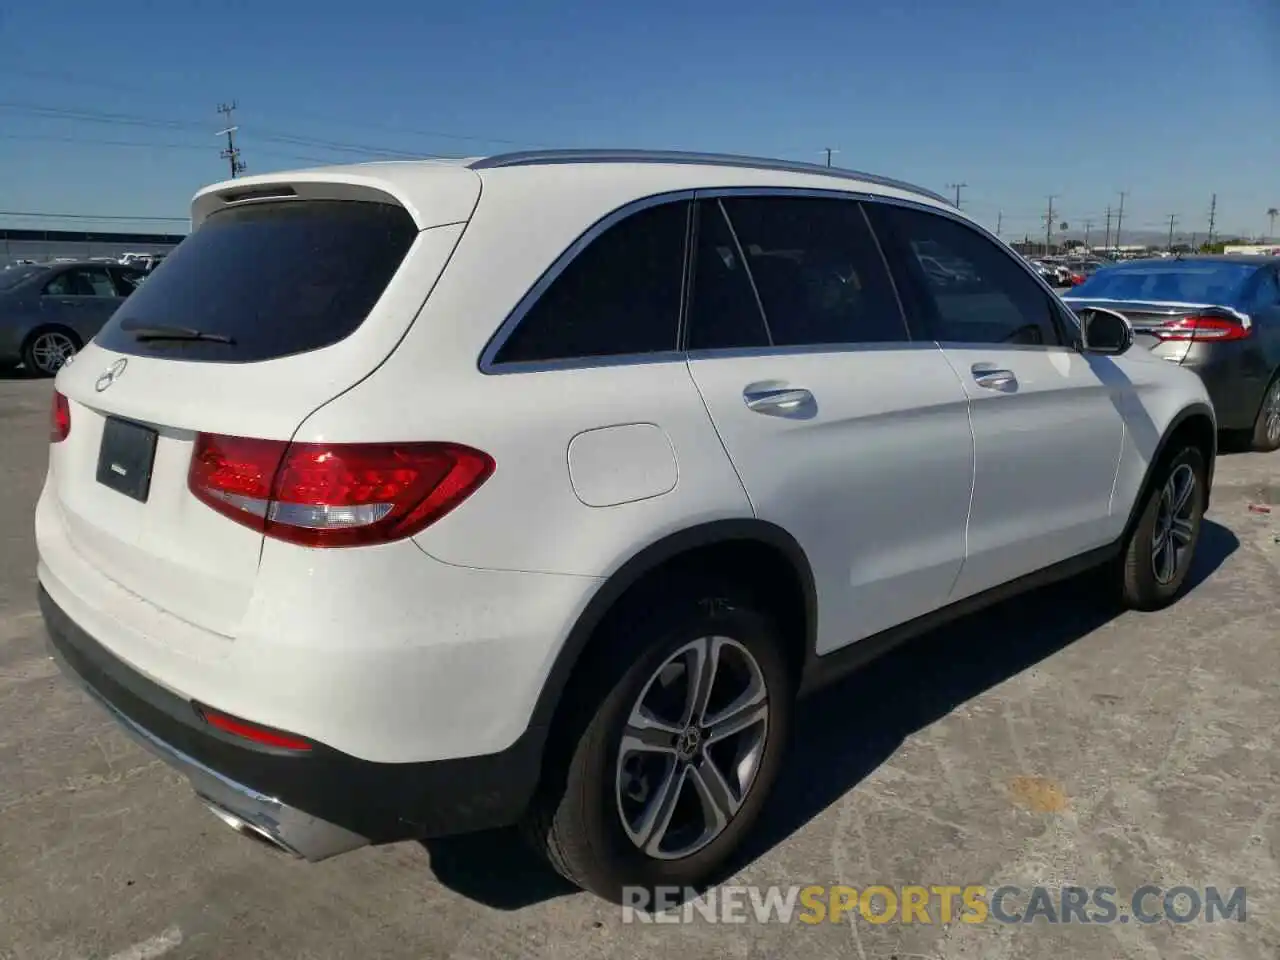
top-left (95, 358), bottom-right (128, 392)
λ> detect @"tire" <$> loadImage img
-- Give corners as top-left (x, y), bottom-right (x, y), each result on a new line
top-left (524, 580), bottom-right (794, 902)
top-left (21, 327), bottom-right (81, 377)
top-left (1249, 374), bottom-right (1280, 453)
top-left (1119, 446), bottom-right (1207, 611)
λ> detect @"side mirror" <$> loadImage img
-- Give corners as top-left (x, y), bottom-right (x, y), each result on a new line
top-left (1078, 306), bottom-right (1134, 356)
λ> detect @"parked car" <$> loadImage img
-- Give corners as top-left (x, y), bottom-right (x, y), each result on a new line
top-left (40, 150), bottom-right (1216, 901)
top-left (1065, 256), bottom-right (1280, 450)
top-left (0, 260), bottom-right (146, 375)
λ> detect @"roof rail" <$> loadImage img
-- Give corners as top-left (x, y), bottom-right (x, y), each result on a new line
top-left (469, 149), bottom-right (950, 206)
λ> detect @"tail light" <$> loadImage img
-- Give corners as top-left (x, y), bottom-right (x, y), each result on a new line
top-left (50, 390), bottom-right (71, 443)
top-left (188, 435), bottom-right (495, 547)
top-left (1152, 315), bottom-right (1251, 343)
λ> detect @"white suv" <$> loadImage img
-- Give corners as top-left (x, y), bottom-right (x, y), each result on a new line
top-left (38, 150), bottom-right (1215, 900)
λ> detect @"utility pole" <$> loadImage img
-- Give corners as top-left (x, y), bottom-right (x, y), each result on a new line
top-left (1207, 193), bottom-right (1218, 248)
top-left (1166, 213), bottom-right (1178, 251)
top-left (946, 182), bottom-right (968, 209)
top-left (1114, 191), bottom-right (1127, 251)
top-left (822, 148), bottom-right (839, 168)
top-left (1083, 219), bottom-right (1093, 251)
top-left (1044, 195), bottom-right (1057, 254)
top-left (1104, 205), bottom-right (1112, 251)
top-left (216, 101), bottom-right (247, 179)
top-left (995, 210), bottom-right (1003, 238)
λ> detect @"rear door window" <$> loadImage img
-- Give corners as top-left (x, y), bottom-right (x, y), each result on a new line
top-left (94, 200), bottom-right (418, 362)
top-left (686, 200), bottom-right (771, 350)
top-left (717, 196), bottom-right (909, 346)
top-left (45, 267), bottom-right (116, 298)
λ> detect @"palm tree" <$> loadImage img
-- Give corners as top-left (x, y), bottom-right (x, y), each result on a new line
top-left (1269, 207), bottom-right (1278, 241)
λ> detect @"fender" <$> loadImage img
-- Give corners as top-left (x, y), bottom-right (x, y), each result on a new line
top-left (523, 518), bottom-right (817, 746)
top-left (1120, 400), bottom-right (1217, 540)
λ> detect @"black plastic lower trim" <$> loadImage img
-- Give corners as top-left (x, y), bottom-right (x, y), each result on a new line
top-left (797, 542), bottom-right (1119, 696)
top-left (39, 587), bottom-right (542, 843)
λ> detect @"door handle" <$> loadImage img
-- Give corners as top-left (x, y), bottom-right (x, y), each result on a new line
top-left (971, 365), bottom-right (1018, 392)
top-left (743, 386), bottom-right (814, 415)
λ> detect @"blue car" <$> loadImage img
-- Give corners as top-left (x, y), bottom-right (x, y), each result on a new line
top-left (1064, 256), bottom-right (1280, 451)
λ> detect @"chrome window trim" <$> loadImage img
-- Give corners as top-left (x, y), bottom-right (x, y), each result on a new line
top-left (711, 198), bottom-right (774, 345)
top-left (478, 190), bottom-right (696, 374)
top-left (478, 184), bottom-right (1084, 375)
top-left (469, 150), bottom-right (950, 206)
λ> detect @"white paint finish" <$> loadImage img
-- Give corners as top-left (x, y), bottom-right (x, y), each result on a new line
top-left (35, 153), bottom-right (1215, 786)
top-left (48, 223), bottom-right (467, 636)
top-left (36, 487), bottom-right (601, 762)
top-left (940, 346), bottom-right (1126, 599)
top-left (191, 160), bottom-right (481, 229)
top-left (687, 346), bottom-right (974, 653)
top-left (1109, 349), bottom-right (1215, 521)
top-left (307, 359), bottom-right (753, 577)
top-left (567, 423), bottom-right (678, 507)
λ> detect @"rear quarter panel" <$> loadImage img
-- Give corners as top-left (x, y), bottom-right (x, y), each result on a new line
top-left (290, 167), bottom-right (757, 579)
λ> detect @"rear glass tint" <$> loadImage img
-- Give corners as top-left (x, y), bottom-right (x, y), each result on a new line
top-left (95, 200), bottom-right (417, 362)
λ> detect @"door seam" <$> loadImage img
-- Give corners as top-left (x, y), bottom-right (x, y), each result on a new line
top-left (682, 357), bottom-right (758, 517)
top-left (934, 342), bottom-right (978, 598)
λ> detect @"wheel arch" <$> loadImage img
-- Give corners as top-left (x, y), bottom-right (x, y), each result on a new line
top-left (525, 519), bottom-right (817, 754)
top-left (21, 323), bottom-right (83, 365)
top-left (1122, 401), bottom-right (1217, 539)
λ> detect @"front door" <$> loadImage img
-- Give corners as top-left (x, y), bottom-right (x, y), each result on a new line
top-left (869, 202), bottom-right (1126, 600)
top-left (683, 194), bottom-right (975, 654)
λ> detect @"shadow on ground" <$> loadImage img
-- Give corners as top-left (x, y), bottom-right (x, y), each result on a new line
top-left (421, 524), bottom-right (1239, 909)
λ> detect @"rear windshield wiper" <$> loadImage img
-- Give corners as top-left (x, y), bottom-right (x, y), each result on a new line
top-left (124, 324), bottom-right (236, 345)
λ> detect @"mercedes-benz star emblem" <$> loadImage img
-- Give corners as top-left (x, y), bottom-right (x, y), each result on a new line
top-left (95, 358), bottom-right (128, 392)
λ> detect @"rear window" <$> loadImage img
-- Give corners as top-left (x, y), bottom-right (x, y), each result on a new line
top-left (95, 200), bottom-right (418, 362)
top-left (0, 265), bottom-right (43, 290)
top-left (1071, 262), bottom-right (1257, 304)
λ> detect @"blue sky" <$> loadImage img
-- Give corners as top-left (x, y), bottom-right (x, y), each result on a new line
top-left (1, 0), bottom-right (1276, 241)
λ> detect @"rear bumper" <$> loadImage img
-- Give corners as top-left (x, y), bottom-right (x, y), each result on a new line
top-left (40, 586), bottom-right (545, 855)
top-left (1180, 343), bottom-right (1269, 431)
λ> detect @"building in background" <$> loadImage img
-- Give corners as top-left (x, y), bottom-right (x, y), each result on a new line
top-left (1223, 243), bottom-right (1280, 256)
top-left (2, 227), bottom-right (186, 268)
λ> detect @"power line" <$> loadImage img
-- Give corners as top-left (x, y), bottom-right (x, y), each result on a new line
top-left (0, 210), bottom-right (188, 222)
top-left (0, 131), bottom-right (342, 166)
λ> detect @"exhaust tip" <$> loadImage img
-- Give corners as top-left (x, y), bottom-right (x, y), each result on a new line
top-left (203, 801), bottom-right (298, 858)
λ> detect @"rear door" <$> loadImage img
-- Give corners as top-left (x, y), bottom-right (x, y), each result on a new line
top-left (684, 193), bottom-right (974, 654)
top-left (869, 202), bottom-right (1125, 600)
top-left (41, 265), bottom-right (122, 342)
top-left (50, 180), bottom-right (479, 638)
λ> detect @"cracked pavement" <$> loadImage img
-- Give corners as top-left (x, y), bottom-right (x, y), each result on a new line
top-left (1, 374), bottom-right (1277, 959)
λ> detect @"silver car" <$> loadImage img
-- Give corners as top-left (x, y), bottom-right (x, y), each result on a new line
top-left (0, 261), bottom-right (145, 376)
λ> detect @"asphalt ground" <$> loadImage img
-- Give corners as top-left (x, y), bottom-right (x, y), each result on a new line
top-left (1, 372), bottom-right (1277, 960)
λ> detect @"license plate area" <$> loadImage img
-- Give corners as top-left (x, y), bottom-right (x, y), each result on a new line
top-left (96, 417), bottom-right (158, 503)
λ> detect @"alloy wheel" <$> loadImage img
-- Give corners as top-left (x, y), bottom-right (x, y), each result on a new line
top-left (615, 636), bottom-right (769, 860)
top-left (1151, 463), bottom-right (1197, 585)
top-left (30, 332), bottom-right (77, 374)
top-left (1264, 381), bottom-right (1280, 447)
